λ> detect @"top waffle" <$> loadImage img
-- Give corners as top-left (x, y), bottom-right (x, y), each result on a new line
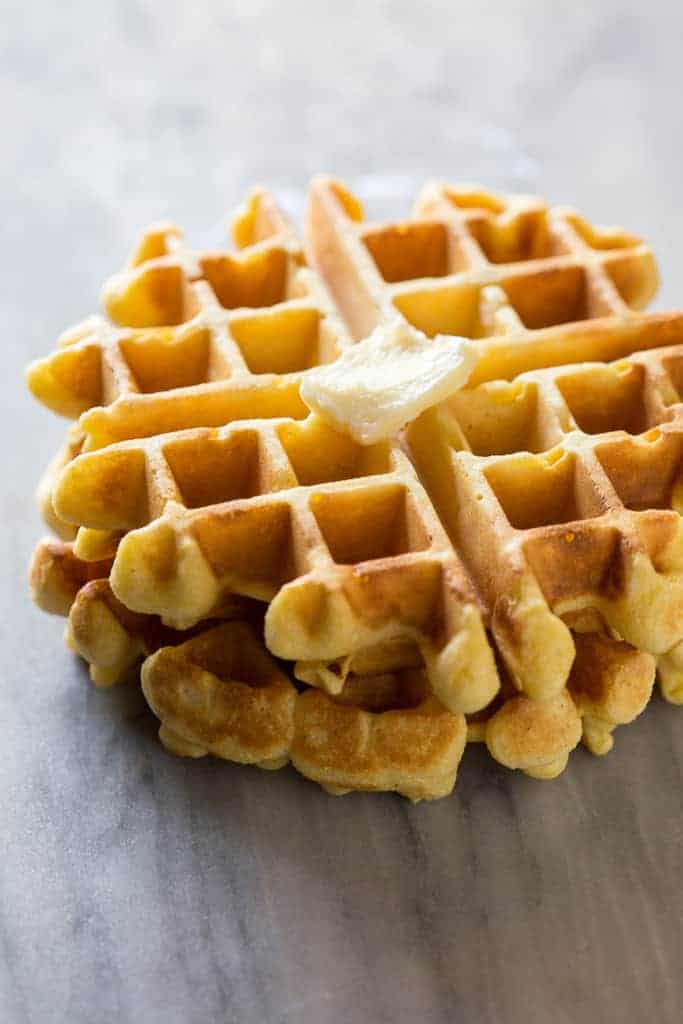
top-left (27, 188), bottom-right (350, 441)
top-left (405, 345), bottom-right (683, 700)
top-left (301, 177), bottom-right (683, 696)
top-left (27, 188), bottom-right (355, 558)
top-left (306, 176), bottom-right (679, 383)
top-left (29, 177), bottom-right (683, 724)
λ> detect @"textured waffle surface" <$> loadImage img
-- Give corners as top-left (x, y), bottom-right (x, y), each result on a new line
top-left (27, 189), bottom-right (347, 429)
top-left (28, 189), bottom-right (350, 558)
top-left (26, 178), bottom-right (683, 798)
top-left (30, 537), bottom-right (660, 795)
top-left (29, 538), bottom-right (258, 686)
top-left (467, 631), bottom-right (655, 774)
top-left (307, 176), bottom-right (663, 380)
top-left (51, 412), bottom-right (499, 714)
top-left (405, 343), bottom-right (683, 701)
top-left (142, 621), bottom-right (468, 799)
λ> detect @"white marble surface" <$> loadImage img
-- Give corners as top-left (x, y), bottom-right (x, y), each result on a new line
top-left (2, 2), bottom-right (683, 1021)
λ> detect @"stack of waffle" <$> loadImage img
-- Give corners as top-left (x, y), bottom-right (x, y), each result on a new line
top-left (27, 178), bottom-right (683, 800)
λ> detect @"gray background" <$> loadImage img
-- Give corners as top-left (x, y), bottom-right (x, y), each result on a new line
top-left (2, 2), bottom-right (682, 1022)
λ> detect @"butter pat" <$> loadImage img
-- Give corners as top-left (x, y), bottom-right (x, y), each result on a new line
top-left (301, 317), bottom-right (478, 443)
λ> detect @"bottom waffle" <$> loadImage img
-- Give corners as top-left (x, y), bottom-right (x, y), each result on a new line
top-left (29, 538), bottom-right (258, 686)
top-left (142, 622), bottom-right (297, 770)
top-left (139, 621), bottom-right (659, 799)
top-left (141, 621), bottom-right (468, 800)
top-left (28, 538), bottom-right (674, 800)
top-left (467, 632), bottom-right (655, 777)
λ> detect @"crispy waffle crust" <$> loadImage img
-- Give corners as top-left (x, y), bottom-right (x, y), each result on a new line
top-left (26, 179), bottom-right (683, 798)
top-left (30, 535), bottom-right (658, 791)
top-left (467, 632), bottom-right (655, 775)
top-left (141, 622), bottom-right (298, 770)
top-left (305, 177), bottom-right (683, 696)
top-left (141, 621), bottom-right (468, 799)
top-left (405, 345), bottom-right (683, 700)
top-left (27, 189), bottom-right (344, 556)
top-left (51, 413), bottom-right (498, 713)
top-left (307, 177), bottom-right (660, 376)
top-left (29, 538), bottom-right (257, 686)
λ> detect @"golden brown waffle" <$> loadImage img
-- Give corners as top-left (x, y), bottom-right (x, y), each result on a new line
top-left (656, 640), bottom-right (683, 704)
top-left (467, 633), bottom-right (655, 777)
top-left (36, 426), bottom-right (84, 541)
top-left (138, 624), bottom-right (653, 793)
top-left (306, 176), bottom-right (671, 384)
top-left (29, 538), bottom-right (257, 686)
top-left (292, 670), bottom-right (467, 800)
top-left (476, 690), bottom-right (582, 780)
top-left (51, 412), bottom-right (499, 714)
top-left (28, 536), bottom-right (426, 692)
top-left (29, 543), bottom-right (468, 797)
top-left (303, 177), bottom-right (683, 706)
top-left (566, 633), bottom-right (655, 755)
top-left (29, 537), bottom-right (112, 616)
top-left (142, 621), bottom-right (298, 770)
top-left (26, 176), bottom-right (683, 800)
top-left (31, 536), bottom-right (665, 754)
top-left (27, 189), bottom-right (353, 558)
top-left (27, 541), bottom-right (664, 795)
top-left (406, 343), bottom-right (683, 701)
top-left (30, 538), bottom-right (150, 683)
top-left (67, 579), bottom-right (179, 686)
top-left (27, 189), bottom-right (346, 433)
top-left (141, 621), bottom-right (468, 800)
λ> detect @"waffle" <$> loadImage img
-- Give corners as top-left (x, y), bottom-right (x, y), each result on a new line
top-left (657, 639), bottom-right (683, 704)
top-left (142, 621), bottom-right (298, 770)
top-left (26, 176), bottom-right (683, 800)
top-left (26, 189), bottom-right (345, 439)
top-left (566, 633), bottom-right (655, 755)
top-left (50, 411), bottom-right (499, 714)
top-left (30, 535), bottom-right (664, 759)
top-left (30, 541), bottom-right (469, 798)
top-left (467, 632), bottom-right (655, 776)
top-left (302, 177), bottom-right (683, 703)
top-left (141, 624), bottom-right (653, 792)
top-left (475, 689), bottom-right (582, 780)
top-left (292, 669), bottom-right (467, 799)
top-left (29, 538), bottom-right (256, 685)
top-left (27, 189), bottom-right (351, 560)
top-left (30, 537), bottom-right (112, 617)
top-left (141, 621), bottom-right (468, 799)
top-left (34, 185), bottom-right (491, 714)
top-left (405, 343), bottom-right (683, 701)
top-left (36, 426), bottom-right (84, 540)
top-left (306, 176), bottom-right (667, 382)
top-left (28, 535), bottom-right (454, 701)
